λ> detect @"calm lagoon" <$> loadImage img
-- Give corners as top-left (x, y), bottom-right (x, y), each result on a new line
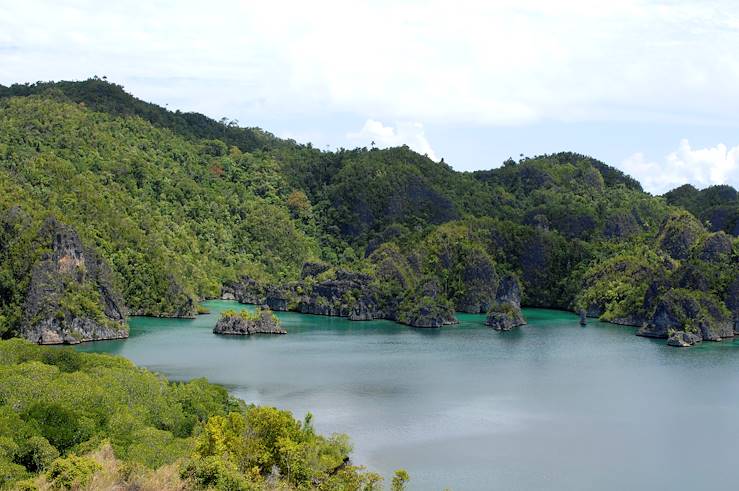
top-left (76, 300), bottom-right (739, 490)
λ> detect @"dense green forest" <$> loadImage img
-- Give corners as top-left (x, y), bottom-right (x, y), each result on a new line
top-left (663, 183), bottom-right (739, 236)
top-left (0, 339), bottom-right (396, 490)
top-left (0, 78), bottom-right (736, 347)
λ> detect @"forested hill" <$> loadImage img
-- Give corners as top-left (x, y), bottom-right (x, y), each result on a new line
top-left (664, 184), bottom-right (739, 236)
top-left (0, 78), bottom-right (287, 153)
top-left (0, 79), bottom-right (736, 347)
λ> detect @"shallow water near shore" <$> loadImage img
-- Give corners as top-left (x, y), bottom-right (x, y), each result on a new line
top-left (76, 300), bottom-right (739, 491)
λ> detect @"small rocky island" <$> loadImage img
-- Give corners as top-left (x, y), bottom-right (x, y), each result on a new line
top-left (213, 307), bottom-right (286, 335)
top-left (485, 275), bottom-right (527, 331)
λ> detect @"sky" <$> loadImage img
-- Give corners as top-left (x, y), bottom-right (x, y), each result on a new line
top-left (1, 0), bottom-right (739, 194)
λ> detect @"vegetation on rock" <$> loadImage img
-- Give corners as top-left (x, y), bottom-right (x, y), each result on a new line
top-left (0, 79), bottom-right (736, 346)
top-left (214, 308), bottom-right (285, 335)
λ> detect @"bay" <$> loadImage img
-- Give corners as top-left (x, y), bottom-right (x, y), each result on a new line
top-left (76, 300), bottom-right (739, 490)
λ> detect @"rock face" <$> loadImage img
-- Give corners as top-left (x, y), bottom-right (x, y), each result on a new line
top-left (455, 249), bottom-right (497, 313)
top-left (657, 212), bottom-right (703, 260)
top-left (399, 279), bottom-right (458, 328)
top-left (667, 331), bottom-right (702, 347)
top-left (21, 218), bottom-right (128, 344)
top-left (486, 274), bottom-right (527, 331)
top-left (300, 261), bottom-right (330, 280)
top-left (221, 277), bottom-right (298, 312)
top-left (698, 232), bottom-right (733, 262)
top-left (222, 277), bottom-right (265, 305)
top-left (725, 276), bottom-right (739, 334)
top-left (486, 309), bottom-right (526, 331)
top-left (299, 270), bottom-right (380, 318)
top-left (225, 268), bottom-right (391, 322)
top-left (637, 290), bottom-right (734, 342)
top-left (213, 308), bottom-right (286, 335)
top-left (348, 289), bottom-right (385, 321)
top-left (222, 262), bottom-right (462, 329)
top-left (603, 211), bottom-right (641, 239)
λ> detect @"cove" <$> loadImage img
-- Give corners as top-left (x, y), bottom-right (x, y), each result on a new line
top-left (76, 300), bottom-right (739, 491)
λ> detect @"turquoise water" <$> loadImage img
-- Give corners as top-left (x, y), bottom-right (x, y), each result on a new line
top-left (77, 300), bottom-right (739, 490)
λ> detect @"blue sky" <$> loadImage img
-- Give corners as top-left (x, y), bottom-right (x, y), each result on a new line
top-left (2, 0), bottom-right (739, 194)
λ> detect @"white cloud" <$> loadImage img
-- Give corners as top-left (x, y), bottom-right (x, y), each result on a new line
top-left (621, 139), bottom-right (739, 194)
top-left (2, 0), bottom-right (739, 126)
top-left (4, 0), bottom-right (739, 179)
top-left (347, 119), bottom-right (438, 161)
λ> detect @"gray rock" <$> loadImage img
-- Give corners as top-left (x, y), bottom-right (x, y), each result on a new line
top-left (610, 315), bottom-right (647, 327)
top-left (486, 274), bottom-right (527, 330)
top-left (300, 261), bottom-right (331, 280)
top-left (657, 213), bottom-right (702, 260)
top-left (725, 276), bottom-right (739, 333)
top-left (698, 232), bottom-right (733, 262)
top-left (299, 270), bottom-right (383, 320)
top-left (213, 309), bottom-right (286, 335)
top-left (603, 211), bottom-right (641, 239)
top-left (399, 278), bottom-right (458, 328)
top-left (667, 331), bottom-right (702, 347)
top-left (21, 218), bottom-right (128, 344)
top-left (349, 293), bottom-right (385, 321)
top-left (638, 291), bottom-right (733, 341)
top-left (496, 274), bottom-right (523, 309)
top-left (486, 309), bottom-right (527, 331)
top-left (221, 276), bottom-right (265, 305)
top-left (454, 249), bottom-right (497, 314)
top-left (586, 303), bottom-right (605, 318)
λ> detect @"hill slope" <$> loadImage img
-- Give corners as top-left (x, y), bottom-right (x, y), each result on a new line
top-left (0, 79), bottom-right (736, 346)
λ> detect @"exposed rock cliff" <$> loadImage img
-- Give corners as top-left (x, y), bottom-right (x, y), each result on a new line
top-left (221, 276), bottom-right (297, 312)
top-left (223, 264), bottom-right (395, 323)
top-left (213, 308), bottom-right (286, 335)
top-left (725, 275), bottom-right (739, 334)
top-left (223, 261), bottom-right (503, 329)
top-left (486, 274), bottom-right (527, 331)
top-left (21, 218), bottom-right (128, 344)
top-left (637, 289), bottom-right (733, 342)
top-left (398, 278), bottom-right (458, 328)
top-left (455, 249), bottom-right (497, 314)
top-left (698, 232), bottom-right (733, 262)
top-left (299, 270), bottom-right (383, 319)
top-left (221, 276), bottom-right (265, 305)
top-left (657, 212), bottom-right (703, 260)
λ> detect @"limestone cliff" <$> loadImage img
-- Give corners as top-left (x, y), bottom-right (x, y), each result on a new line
top-left (486, 274), bottom-right (527, 331)
top-left (21, 218), bottom-right (128, 344)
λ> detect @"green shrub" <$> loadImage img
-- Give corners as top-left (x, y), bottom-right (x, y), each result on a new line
top-left (0, 459), bottom-right (29, 489)
top-left (21, 403), bottom-right (93, 453)
top-left (15, 436), bottom-right (58, 472)
top-left (180, 455), bottom-right (252, 491)
top-left (45, 454), bottom-right (100, 490)
top-left (392, 469), bottom-right (410, 491)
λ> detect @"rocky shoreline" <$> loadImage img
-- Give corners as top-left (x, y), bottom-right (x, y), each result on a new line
top-left (14, 218), bottom-right (734, 347)
top-left (221, 261), bottom-right (527, 330)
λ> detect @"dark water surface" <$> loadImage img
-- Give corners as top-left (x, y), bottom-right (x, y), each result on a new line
top-left (76, 300), bottom-right (739, 490)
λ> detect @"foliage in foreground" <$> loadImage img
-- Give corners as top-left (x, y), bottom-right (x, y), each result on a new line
top-left (0, 340), bottom-right (394, 490)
